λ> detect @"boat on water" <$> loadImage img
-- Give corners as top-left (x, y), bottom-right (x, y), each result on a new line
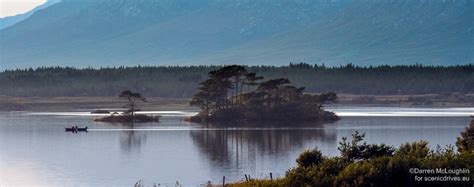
top-left (65, 126), bottom-right (88, 132)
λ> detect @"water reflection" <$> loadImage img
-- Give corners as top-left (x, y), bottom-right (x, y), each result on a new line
top-left (0, 110), bottom-right (470, 186)
top-left (93, 122), bottom-right (150, 155)
top-left (190, 122), bottom-right (337, 171)
top-left (120, 131), bottom-right (146, 154)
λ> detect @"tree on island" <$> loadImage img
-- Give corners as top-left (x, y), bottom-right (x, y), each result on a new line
top-left (189, 65), bottom-right (339, 123)
top-left (119, 90), bottom-right (146, 118)
top-left (94, 90), bottom-right (159, 123)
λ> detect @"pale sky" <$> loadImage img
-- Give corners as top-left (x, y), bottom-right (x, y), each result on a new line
top-left (0, 0), bottom-right (46, 18)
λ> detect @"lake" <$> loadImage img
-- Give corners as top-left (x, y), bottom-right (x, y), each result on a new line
top-left (0, 107), bottom-right (472, 186)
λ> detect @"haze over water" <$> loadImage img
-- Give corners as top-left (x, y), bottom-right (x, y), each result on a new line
top-left (0, 107), bottom-right (472, 186)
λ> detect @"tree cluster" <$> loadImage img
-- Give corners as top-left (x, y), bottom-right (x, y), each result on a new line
top-left (189, 65), bottom-right (338, 122)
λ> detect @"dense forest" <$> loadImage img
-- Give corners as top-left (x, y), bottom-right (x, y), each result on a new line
top-left (0, 63), bottom-right (472, 98)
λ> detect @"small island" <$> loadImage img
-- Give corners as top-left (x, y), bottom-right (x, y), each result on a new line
top-left (94, 90), bottom-right (160, 123)
top-left (90, 109), bottom-right (111, 114)
top-left (187, 65), bottom-right (339, 123)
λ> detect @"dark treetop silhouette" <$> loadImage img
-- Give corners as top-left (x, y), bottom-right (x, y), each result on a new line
top-left (188, 65), bottom-right (339, 123)
top-left (95, 90), bottom-right (159, 123)
top-left (119, 90), bottom-right (146, 117)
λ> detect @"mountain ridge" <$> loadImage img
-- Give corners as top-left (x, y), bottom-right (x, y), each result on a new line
top-left (0, 0), bottom-right (60, 30)
top-left (0, 0), bottom-right (472, 70)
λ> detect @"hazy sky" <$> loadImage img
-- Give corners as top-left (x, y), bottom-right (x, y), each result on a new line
top-left (0, 0), bottom-right (46, 18)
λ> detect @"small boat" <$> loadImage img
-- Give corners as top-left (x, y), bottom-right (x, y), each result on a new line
top-left (65, 126), bottom-right (88, 132)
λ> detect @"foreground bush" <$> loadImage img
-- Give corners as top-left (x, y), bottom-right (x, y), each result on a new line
top-left (296, 148), bottom-right (325, 167)
top-left (456, 119), bottom-right (474, 152)
top-left (228, 120), bottom-right (474, 187)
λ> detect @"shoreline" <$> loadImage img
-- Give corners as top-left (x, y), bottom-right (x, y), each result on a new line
top-left (0, 94), bottom-right (472, 112)
top-left (0, 96), bottom-right (195, 112)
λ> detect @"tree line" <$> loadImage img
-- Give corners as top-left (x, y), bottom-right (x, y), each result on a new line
top-left (0, 63), bottom-right (472, 97)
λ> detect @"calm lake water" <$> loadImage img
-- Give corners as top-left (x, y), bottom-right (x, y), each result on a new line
top-left (0, 107), bottom-right (472, 186)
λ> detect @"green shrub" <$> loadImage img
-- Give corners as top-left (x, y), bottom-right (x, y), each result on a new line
top-left (334, 161), bottom-right (376, 187)
top-left (456, 119), bottom-right (474, 153)
top-left (396, 140), bottom-right (430, 158)
top-left (364, 144), bottom-right (395, 158)
top-left (296, 148), bottom-right (325, 167)
top-left (338, 131), bottom-right (394, 161)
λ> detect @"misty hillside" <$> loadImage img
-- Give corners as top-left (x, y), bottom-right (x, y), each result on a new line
top-left (0, 0), bottom-right (59, 30)
top-left (0, 0), bottom-right (472, 70)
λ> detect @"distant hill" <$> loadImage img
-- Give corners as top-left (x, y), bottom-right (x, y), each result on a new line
top-left (0, 0), bottom-right (472, 70)
top-left (0, 0), bottom-right (59, 30)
